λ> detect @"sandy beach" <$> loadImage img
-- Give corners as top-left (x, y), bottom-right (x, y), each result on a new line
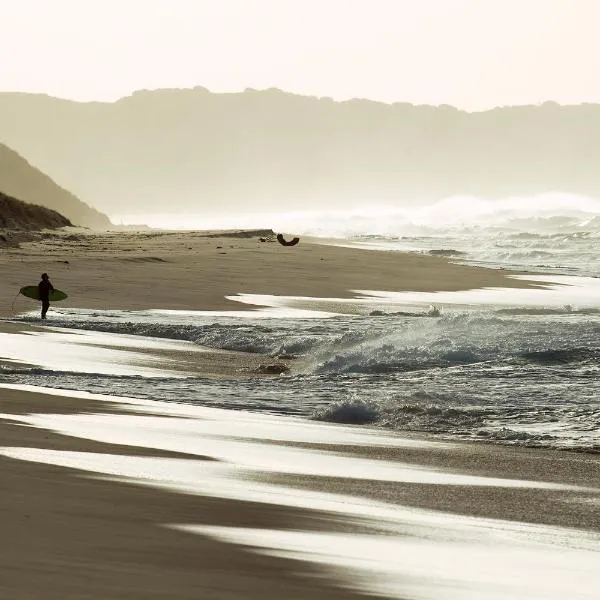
top-left (0, 228), bottom-right (536, 317)
top-left (1, 229), bottom-right (599, 599)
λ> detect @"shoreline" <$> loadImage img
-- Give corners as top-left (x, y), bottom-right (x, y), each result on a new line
top-left (0, 385), bottom-right (374, 600)
top-left (0, 384), bottom-right (599, 599)
top-left (0, 228), bottom-right (540, 318)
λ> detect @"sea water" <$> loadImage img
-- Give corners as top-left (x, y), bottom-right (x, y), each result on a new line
top-left (3, 194), bottom-right (600, 451)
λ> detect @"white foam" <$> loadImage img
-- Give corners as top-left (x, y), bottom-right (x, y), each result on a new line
top-left (185, 524), bottom-right (600, 600)
top-left (227, 274), bottom-right (600, 313)
top-left (0, 327), bottom-right (199, 377)
top-left (5, 414), bottom-right (575, 489)
top-left (112, 193), bottom-right (600, 238)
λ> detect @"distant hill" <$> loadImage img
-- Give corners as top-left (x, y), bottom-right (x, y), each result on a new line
top-left (0, 190), bottom-right (71, 231)
top-left (0, 142), bottom-right (111, 228)
top-left (0, 88), bottom-right (598, 215)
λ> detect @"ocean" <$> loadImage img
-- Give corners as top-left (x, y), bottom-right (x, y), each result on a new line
top-left (3, 194), bottom-right (600, 452)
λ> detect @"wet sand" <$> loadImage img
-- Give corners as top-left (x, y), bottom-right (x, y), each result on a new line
top-left (0, 388), bottom-right (377, 600)
top-left (0, 385), bottom-right (599, 599)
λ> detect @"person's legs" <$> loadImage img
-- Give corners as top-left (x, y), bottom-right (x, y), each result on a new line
top-left (41, 299), bottom-right (50, 319)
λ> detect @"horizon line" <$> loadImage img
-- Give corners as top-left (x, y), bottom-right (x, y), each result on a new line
top-left (0, 86), bottom-right (594, 113)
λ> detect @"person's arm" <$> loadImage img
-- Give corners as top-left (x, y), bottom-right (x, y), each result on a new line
top-left (49, 281), bottom-right (55, 292)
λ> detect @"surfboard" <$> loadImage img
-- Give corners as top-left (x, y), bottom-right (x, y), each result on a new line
top-left (19, 286), bottom-right (68, 302)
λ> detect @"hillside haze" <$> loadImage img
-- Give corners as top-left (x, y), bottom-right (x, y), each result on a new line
top-left (0, 88), bottom-right (598, 217)
top-left (0, 142), bottom-right (111, 228)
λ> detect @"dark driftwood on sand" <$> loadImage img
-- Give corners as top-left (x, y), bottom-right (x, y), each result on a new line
top-left (276, 234), bottom-right (300, 247)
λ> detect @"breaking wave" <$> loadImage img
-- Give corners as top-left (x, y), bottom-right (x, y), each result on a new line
top-left (7, 306), bottom-right (600, 450)
top-left (15, 312), bottom-right (330, 356)
top-left (115, 193), bottom-right (600, 238)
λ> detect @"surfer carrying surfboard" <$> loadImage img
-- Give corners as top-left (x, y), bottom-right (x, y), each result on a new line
top-left (38, 273), bottom-right (54, 319)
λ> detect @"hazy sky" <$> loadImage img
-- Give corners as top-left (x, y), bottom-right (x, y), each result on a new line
top-left (0, 0), bottom-right (598, 110)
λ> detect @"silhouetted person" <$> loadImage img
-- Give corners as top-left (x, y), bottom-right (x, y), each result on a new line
top-left (38, 273), bottom-right (54, 319)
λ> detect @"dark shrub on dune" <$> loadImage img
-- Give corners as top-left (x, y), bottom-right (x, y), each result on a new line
top-left (0, 190), bottom-right (71, 230)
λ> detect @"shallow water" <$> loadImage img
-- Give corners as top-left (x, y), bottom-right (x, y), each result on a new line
top-left (3, 275), bottom-right (600, 451)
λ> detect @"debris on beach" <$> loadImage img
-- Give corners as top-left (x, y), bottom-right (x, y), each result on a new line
top-left (257, 363), bottom-right (290, 375)
top-left (276, 233), bottom-right (300, 246)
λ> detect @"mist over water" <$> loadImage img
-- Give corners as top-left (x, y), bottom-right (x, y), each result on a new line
top-left (114, 193), bottom-right (600, 237)
top-left (115, 193), bottom-right (600, 277)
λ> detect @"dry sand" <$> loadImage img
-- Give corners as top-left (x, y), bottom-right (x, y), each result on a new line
top-left (0, 228), bottom-right (537, 317)
top-left (1, 229), bottom-right (598, 598)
